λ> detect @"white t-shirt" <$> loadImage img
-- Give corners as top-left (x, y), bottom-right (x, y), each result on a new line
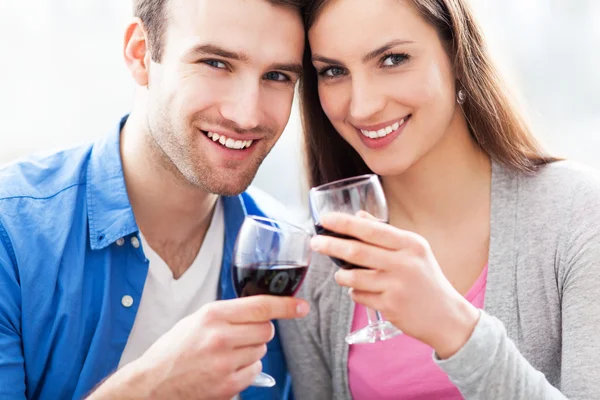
top-left (118, 199), bottom-right (225, 368)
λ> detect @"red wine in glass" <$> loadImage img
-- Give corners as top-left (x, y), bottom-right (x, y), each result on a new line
top-left (313, 224), bottom-right (367, 269)
top-left (231, 215), bottom-right (311, 387)
top-left (233, 262), bottom-right (308, 297)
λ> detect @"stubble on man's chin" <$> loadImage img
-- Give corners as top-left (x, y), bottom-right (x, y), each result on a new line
top-left (191, 153), bottom-right (268, 196)
top-left (145, 127), bottom-right (266, 196)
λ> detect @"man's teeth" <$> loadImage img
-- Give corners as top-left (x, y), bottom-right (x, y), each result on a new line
top-left (206, 131), bottom-right (253, 149)
top-left (360, 119), bottom-right (405, 139)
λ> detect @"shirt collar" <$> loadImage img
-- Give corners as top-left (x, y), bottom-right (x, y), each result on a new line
top-left (86, 115), bottom-right (253, 252)
top-left (219, 194), bottom-right (251, 300)
top-left (87, 115), bottom-right (138, 250)
top-left (222, 194), bottom-right (248, 259)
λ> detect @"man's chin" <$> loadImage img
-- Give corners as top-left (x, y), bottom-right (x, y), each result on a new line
top-left (189, 174), bottom-right (256, 197)
top-left (213, 185), bottom-right (251, 197)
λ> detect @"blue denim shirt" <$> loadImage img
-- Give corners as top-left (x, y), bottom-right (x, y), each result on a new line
top-left (0, 116), bottom-right (291, 399)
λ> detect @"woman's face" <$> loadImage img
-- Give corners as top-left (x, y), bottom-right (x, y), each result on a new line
top-left (308, 0), bottom-right (462, 176)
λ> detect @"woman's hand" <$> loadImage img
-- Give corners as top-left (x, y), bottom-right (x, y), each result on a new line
top-left (311, 212), bottom-right (480, 359)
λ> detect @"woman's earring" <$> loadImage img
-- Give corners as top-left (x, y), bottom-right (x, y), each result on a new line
top-left (457, 88), bottom-right (467, 105)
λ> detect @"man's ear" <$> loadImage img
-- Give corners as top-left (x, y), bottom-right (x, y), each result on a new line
top-left (123, 18), bottom-right (152, 87)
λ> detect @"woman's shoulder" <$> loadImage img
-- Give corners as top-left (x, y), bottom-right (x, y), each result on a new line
top-left (529, 161), bottom-right (600, 216)
top-left (527, 160), bottom-right (600, 192)
top-left (495, 160), bottom-right (600, 214)
top-left (507, 160), bottom-right (600, 259)
top-left (536, 160), bottom-right (600, 230)
top-left (492, 160), bottom-right (600, 259)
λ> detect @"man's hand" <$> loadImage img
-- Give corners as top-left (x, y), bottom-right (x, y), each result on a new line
top-left (88, 295), bottom-right (310, 400)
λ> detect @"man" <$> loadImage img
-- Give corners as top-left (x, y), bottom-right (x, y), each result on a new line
top-left (0, 0), bottom-right (307, 398)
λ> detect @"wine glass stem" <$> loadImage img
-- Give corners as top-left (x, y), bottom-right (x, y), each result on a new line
top-left (366, 307), bottom-right (385, 325)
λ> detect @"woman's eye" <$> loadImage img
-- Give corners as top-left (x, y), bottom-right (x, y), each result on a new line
top-left (382, 53), bottom-right (409, 67)
top-left (319, 66), bottom-right (346, 78)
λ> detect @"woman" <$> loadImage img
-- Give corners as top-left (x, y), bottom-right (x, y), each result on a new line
top-left (280, 0), bottom-right (600, 398)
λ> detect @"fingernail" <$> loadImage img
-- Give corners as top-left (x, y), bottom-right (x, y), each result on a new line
top-left (296, 301), bottom-right (310, 316)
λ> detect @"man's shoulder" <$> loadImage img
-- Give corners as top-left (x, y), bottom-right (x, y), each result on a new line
top-left (244, 186), bottom-right (305, 225)
top-left (0, 143), bottom-right (95, 251)
top-left (0, 142), bottom-right (94, 201)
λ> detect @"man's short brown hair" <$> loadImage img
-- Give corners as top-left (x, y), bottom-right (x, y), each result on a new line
top-left (133, 0), bottom-right (306, 62)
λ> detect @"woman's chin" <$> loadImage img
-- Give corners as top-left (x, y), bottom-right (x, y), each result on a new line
top-left (363, 157), bottom-right (415, 178)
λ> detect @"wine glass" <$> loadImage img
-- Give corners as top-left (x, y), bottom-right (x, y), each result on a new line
top-left (309, 174), bottom-right (402, 344)
top-left (232, 215), bottom-right (311, 387)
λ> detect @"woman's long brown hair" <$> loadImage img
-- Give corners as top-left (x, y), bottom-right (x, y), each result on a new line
top-left (301, 0), bottom-right (559, 188)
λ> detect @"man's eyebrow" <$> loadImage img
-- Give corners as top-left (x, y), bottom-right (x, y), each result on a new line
top-left (185, 43), bottom-right (249, 62)
top-left (184, 43), bottom-right (302, 74)
top-left (311, 54), bottom-right (343, 66)
top-left (271, 62), bottom-right (304, 75)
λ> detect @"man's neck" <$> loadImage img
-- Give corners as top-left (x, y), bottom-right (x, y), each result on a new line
top-left (120, 112), bottom-right (219, 278)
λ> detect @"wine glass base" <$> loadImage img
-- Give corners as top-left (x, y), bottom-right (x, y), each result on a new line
top-left (252, 372), bottom-right (276, 387)
top-left (345, 321), bottom-right (402, 344)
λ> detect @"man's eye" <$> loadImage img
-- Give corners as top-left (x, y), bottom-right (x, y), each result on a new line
top-left (203, 60), bottom-right (227, 69)
top-left (265, 71), bottom-right (290, 82)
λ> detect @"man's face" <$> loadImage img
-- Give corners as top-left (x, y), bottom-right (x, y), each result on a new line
top-left (145, 0), bottom-right (304, 195)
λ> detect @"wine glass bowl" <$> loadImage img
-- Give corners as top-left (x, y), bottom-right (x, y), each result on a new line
top-left (231, 215), bottom-right (311, 386)
top-left (309, 174), bottom-right (402, 344)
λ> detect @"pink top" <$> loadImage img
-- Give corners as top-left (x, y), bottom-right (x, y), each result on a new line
top-left (348, 264), bottom-right (488, 399)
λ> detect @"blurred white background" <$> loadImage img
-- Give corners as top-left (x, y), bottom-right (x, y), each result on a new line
top-left (1, 0), bottom-right (599, 215)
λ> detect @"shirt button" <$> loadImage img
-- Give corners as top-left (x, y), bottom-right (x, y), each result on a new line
top-left (131, 236), bottom-right (140, 249)
top-left (116, 238), bottom-right (125, 246)
top-left (121, 295), bottom-right (134, 308)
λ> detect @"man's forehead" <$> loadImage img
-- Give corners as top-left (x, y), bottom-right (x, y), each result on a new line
top-left (168, 0), bottom-right (304, 62)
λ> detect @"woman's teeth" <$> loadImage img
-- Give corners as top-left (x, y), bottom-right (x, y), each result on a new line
top-left (360, 117), bottom-right (407, 139)
top-left (205, 131), bottom-right (253, 150)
